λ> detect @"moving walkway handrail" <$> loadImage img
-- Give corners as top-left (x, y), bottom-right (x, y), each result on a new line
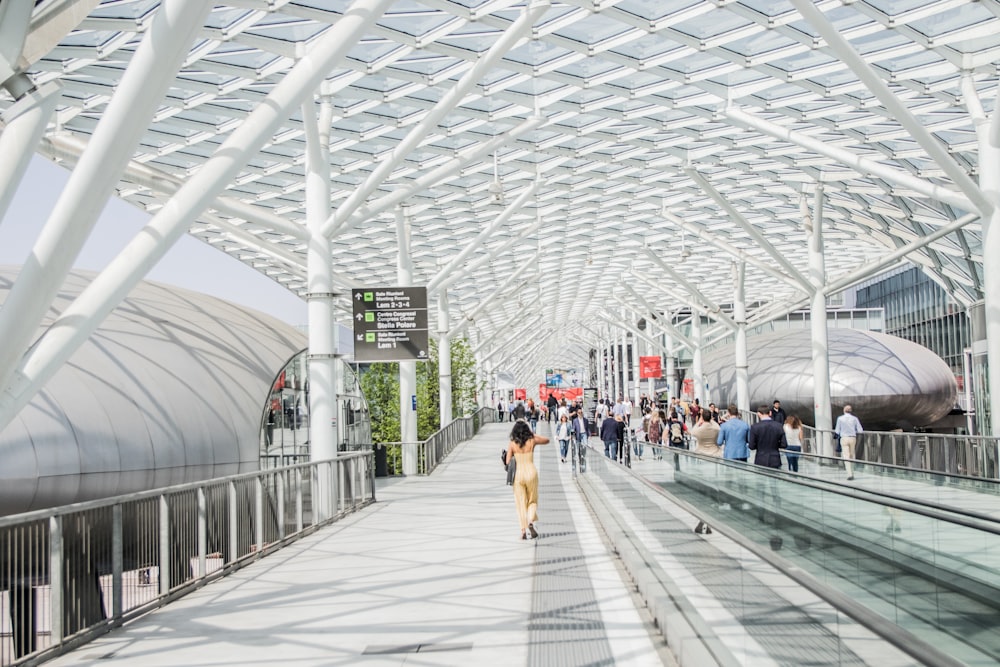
top-left (596, 442), bottom-right (969, 667)
top-left (655, 444), bottom-right (1000, 536)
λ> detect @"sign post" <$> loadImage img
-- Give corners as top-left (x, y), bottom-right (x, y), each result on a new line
top-left (351, 287), bottom-right (429, 362)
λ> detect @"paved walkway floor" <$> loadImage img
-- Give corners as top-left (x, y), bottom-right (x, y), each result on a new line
top-left (47, 423), bottom-right (670, 667)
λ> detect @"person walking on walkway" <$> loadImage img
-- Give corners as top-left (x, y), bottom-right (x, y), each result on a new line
top-left (506, 420), bottom-right (550, 540)
top-left (748, 404), bottom-right (786, 468)
top-left (497, 398), bottom-right (505, 422)
top-left (690, 411), bottom-right (721, 457)
top-left (717, 405), bottom-right (749, 461)
top-left (600, 412), bottom-right (620, 459)
top-left (556, 414), bottom-right (572, 463)
top-left (835, 405), bottom-right (863, 480)
top-left (783, 415), bottom-right (803, 473)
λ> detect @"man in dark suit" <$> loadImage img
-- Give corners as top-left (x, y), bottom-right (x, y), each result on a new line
top-left (748, 404), bottom-right (786, 468)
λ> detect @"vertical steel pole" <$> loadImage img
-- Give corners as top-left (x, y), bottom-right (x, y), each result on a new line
top-left (734, 262), bottom-right (750, 412)
top-left (976, 96), bottom-right (1000, 437)
top-left (691, 312), bottom-right (703, 403)
top-left (438, 291), bottom-right (453, 427)
top-left (398, 208), bottom-right (419, 474)
top-left (276, 473), bottom-right (286, 540)
top-left (196, 488), bottom-right (206, 578)
top-left (49, 516), bottom-right (63, 643)
top-left (254, 477), bottom-right (264, 554)
top-left (111, 505), bottom-right (122, 620)
top-left (228, 482), bottom-right (238, 563)
top-left (158, 495), bottom-right (170, 595)
top-left (808, 187), bottom-right (834, 456)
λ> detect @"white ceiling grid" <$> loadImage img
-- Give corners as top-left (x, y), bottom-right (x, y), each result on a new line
top-left (4, 0), bottom-right (997, 381)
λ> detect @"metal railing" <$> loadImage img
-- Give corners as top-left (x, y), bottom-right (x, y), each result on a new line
top-left (800, 425), bottom-right (1000, 479)
top-left (0, 453), bottom-right (374, 666)
top-left (373, 407), bottom-right (496, 476)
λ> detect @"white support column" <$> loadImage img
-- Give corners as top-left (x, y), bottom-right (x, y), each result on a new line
top-left (807, 188), bottom-right (834, 456)
top-left (397, 207), bottom-right (418, 474)
top-left (665, 334), bottom-right (675, 400)
top-left (632, 331), bottom-right (641, 409)
top-left (0, 0), bottom-right (393, 430)
top-left (438, 292), bottom-right (453, 428)
top-left (0, 82), bottom-right (61, 223)
top-left (303, 96), bottom-right (337, 468)
top-left (0, 0), bottom-right (211, 395)
top-left (974, 87), bottom-right (1000, 435)
top-left (609, 336), bottom-right (617, 402)
top-left (597, 335), bottom-right (606, 400)
top-left (615, 328), bottom-right (628, 401)
top-left (734, 262), bottom-right (750, 413)
top-left (692, 312), bottom-right (703, 403)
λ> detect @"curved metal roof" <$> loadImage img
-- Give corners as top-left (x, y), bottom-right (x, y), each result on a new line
top-left (2, 0), bottom-right (995, 382)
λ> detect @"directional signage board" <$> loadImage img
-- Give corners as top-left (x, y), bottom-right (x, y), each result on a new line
top-left (351, 287), bottom-right (429, 362)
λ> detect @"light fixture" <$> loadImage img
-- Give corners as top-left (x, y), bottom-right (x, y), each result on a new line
top-left (490, 151), bottom-right (504, 204)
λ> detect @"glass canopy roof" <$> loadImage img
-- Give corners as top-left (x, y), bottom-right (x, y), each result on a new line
top-left (4, 0), bottom-right (997, 380)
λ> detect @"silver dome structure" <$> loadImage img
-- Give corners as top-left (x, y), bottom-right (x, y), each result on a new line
top-left (703, 329), bottom-right (958, 430)
top-left (0, 267), bottom-right (306, 514)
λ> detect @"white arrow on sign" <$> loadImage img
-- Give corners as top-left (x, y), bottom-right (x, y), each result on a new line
top-left (357, 334), bottom-right (364, 341)
top-left (355, 313), bottom-right (363, 320)
top-left (355, 292), bottom-right (363, 300)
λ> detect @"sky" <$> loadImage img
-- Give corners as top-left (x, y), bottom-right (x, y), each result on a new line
top-left (1, 155), bottom-right (308, 326)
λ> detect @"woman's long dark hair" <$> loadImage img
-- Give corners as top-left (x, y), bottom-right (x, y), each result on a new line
top-left (510, 420), bottom-right (534, 446)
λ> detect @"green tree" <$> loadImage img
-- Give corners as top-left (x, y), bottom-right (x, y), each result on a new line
top-left (359, 361), bottom-right (400, 444)
top-left (361, 337), bottom-right (483, 445)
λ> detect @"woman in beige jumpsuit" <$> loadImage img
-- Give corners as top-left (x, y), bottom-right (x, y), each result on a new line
top-left (506, 420), bottom-right (550, 540)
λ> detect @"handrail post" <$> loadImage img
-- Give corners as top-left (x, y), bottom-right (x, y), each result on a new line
top-left (49, 515), bottom-right (63, 644)
top-left (112, 505), bottom-right (122, 620)
top-left (276, 472), bottom-right (286, 540)
top-left (254, 477), bottom-right (264, 554)
top-left (197, 487), bottom-right (207, 578)
top-left (159, 494), bottom-right (170, 595)
top-left (228, 481), bottom-right (238, 563)
top-left (295, 468), bottom-right (303, 532)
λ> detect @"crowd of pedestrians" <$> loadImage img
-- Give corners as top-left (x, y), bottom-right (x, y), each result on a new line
top-left (502, 390), bottom-right (863, 541)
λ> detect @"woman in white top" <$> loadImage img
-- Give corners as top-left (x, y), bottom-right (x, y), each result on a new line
top-left (783, 415), bottom-right (803, 472)
top-left (556, 415), bottom-right (572, 463)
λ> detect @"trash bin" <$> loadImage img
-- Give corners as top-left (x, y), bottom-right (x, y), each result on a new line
top-left (374, 444), bottom-right (388, 477)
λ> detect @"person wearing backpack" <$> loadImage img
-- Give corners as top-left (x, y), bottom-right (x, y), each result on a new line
top-left (667, 413), bottom-right (687, 448)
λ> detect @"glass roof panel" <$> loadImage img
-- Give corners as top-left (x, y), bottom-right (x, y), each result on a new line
top-left (504, 40), bottom-right (574, 68)
top-left (379, 11), bottom-right (458, 38)
top-left (616, 0), bottom-right (702, 21)
top-left (554, 13), bottom-right (633, 46)
top-left (722, 28), bottom-right (798, 57)
top-left (611, 34), bottom-right (686, 61)
top-left (906, 3), bottom-right (995, 37)
top-left (671, 11), bottom-right (755, 40)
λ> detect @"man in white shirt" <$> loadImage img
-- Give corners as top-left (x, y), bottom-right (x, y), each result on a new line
top-left (622, 397), bottom-right (633, 426)
top-left (834, 405), bottom-right (863, 480)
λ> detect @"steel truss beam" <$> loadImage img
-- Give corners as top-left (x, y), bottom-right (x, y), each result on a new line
top-left (0, 0), bottom-right (212, 400)
top-left (0, 0), bottom-right (394, 429)
top-left (686, 167), bottom-right (812, 292)
top-left (724, 106), bottom-right (976, 214)
top-left (323, 0), bottom-right (550, 237)
top-left (789, 0), bottom-right (991, 217)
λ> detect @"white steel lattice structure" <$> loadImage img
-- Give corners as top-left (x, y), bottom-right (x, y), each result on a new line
top-left (1, 0), bottom-right (999, 444)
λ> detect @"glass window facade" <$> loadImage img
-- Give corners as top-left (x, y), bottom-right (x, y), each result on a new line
top-left (855, 267), bottom-right (969, 384)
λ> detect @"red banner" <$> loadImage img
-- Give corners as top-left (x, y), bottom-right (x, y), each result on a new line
top-left (639, 356), bottom-right (662, 379)
top-left (514, 388), bottom-right (527, 400)
top-left (538, 385), bottom-right (583, 402)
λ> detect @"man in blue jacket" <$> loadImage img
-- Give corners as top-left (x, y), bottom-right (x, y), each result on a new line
top-left (717, 405), bottom-right (750, 461)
